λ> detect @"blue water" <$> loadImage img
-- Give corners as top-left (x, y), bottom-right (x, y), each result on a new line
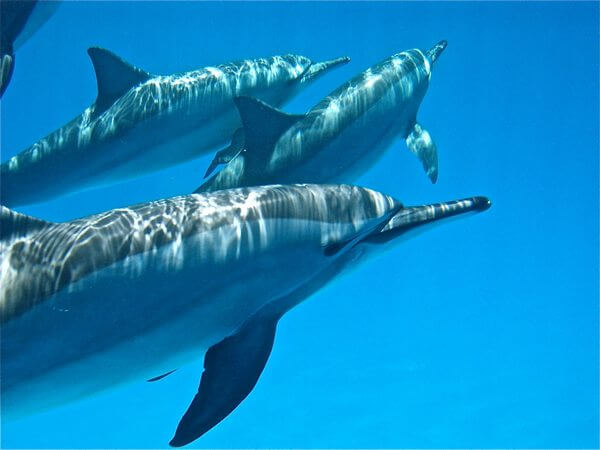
top-left (1, 1), bottom-right (598, 448)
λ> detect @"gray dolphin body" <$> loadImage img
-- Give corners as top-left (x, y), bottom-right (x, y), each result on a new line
top-left (0, 49), bottom-right (348, 207)
top-left (196, 41), bottom-right (447, 194)
top-left (0, 184), bottom-right (490, 446)
top-left (0, 0), bottom-right (60, 97)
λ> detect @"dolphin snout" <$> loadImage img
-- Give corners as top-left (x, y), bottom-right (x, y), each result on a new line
top-left (300, 56), bottom-right (351, 83)
top-left (426, 40), bottom-right (448, 65)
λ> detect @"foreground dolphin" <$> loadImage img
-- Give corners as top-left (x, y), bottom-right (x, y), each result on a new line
top-left (0, 49), bottom-right (348, 207)
top-left (0, 184), bottom-right (490, 446)
top-left (0, 0), bottom-right (60, 96)
top-left (197, 41), bottom-right (446, 194)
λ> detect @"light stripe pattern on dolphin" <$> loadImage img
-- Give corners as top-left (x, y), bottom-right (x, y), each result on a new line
top-left (0, 184), bottom-right (490, 446)
top-left (0, 50), bottom-right (349, 207)
top-left (197, 41), bottom-right (447, 194)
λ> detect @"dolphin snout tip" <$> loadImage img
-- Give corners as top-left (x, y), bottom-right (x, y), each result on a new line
top-left (427, 40), bottom-right (448, 64)
top-left (473, 196), bottom-right (492, 211)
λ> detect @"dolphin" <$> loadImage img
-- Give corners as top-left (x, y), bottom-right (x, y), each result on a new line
top-left (196, 41), bottom-right (447, 195)
top-left (0, 184), bottom-right (490, 446)
top-left (0, 0), bottom-right (60, 97)
top-left (0, 49), bottom-right (349, 207)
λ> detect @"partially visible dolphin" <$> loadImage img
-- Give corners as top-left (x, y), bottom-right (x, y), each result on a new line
top-left (0, 49), bottom-right (349, 207)
top-left (196, 41), bottom-right (447, 194)
top-left (0, 0), bottom-right (61, 96)
top-left (0, 183), bottom-right (490, 446)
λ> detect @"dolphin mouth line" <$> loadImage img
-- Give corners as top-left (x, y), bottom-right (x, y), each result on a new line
top-left (389, 195), bottom-right (491, 230)
top-left (365, 196), bottom-right (491, 244)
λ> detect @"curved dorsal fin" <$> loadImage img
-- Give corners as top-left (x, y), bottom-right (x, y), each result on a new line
top-left (234, 96), bottom-right (304, 157)
top-left (1, 206), bottom-right (53, 241)
top-left (87, 47), bottom-right (152, 115)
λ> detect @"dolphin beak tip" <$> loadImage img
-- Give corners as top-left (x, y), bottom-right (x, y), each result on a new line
top-left (474, 196), bottom-right (492, 211)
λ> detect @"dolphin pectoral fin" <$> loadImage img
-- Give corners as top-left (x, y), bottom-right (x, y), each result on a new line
top-left (170, 309), bottom-right (280, 447)
top-left (0, 53), bottom-right (14, 97)
top-left (203, 128), bottom-right (246, 178)
top-left (87, 47), bottom-right (152, 115)
top-left (406, 123), bottom-right (439, 184)
top-left (234, 96), bottom-right (304, 157)
top-left (147, 369), bottom-right (177, 382)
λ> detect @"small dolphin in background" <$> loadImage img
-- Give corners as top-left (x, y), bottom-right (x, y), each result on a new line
top-left (0, 0), bottom-right (61, 97)
top-left (0, 49), bottom-right (349, 207)
top-left (0, 183), bottom-right (490, 446)
top-left (197, 41), bottom-right (447, 194)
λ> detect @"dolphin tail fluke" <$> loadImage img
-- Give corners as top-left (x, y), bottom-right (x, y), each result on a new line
top-left (406, 122), bottom-right (439, 183)
top-left (0, 52), bottom-right (14, 97)
top-left (0, 205), bottom-right (53, 241)
top-left (368, 196), bottom-right (491, 245)
top-left (300, 55), bottom-right (350, 83)
top-left (203, 128), bottom-right (246, 179)
top-left (170, 306), bottom-right (281, 447)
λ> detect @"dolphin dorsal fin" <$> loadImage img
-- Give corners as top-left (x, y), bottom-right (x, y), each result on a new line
top-left (234, 96), bottom-right (304, 157)
top-left (87, 47), bottom-right (152, 114)
top-left (1, 206), bottom-right (52, 241)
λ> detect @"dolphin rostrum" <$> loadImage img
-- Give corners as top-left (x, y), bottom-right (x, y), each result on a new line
top-left (0, 0), bottom-right (60, 97)
top-left (0, 49), bottom-right (349, 207)
top-left (0, 184), bottom-right (490, 446)
top-left (196, 41), bottom-right (447, 194)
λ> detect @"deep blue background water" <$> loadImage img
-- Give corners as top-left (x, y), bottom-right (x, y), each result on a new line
top-left (1, 1), bottom-right (598, 448)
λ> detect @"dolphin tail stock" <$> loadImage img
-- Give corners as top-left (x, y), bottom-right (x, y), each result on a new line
top-left (299, 55), bottom-right (350, 84)
top-left (406, 122), bottom-right (439, 183)
top-left (426, 40), bottom-right (447, 65)
top-left (367, 196), bottom-right (491, 245)
top-left (0, 205), bottom-right (53, 241)
top-left (203, 128), bottom-right (246, 179)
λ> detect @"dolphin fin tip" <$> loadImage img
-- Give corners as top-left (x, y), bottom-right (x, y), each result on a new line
top-left (428, 166), bottom-right (438, 184)
top-left (406, 123), bottom-right (439, 183)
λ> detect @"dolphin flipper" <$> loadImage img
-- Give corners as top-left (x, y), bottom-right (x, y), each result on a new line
top-left (406, 123), bottom-right (439, 183)
top-left (204, 128), bottom-right (246, 179)
top-left (0, 53), bottom-right (14, 97)
top-left (170, 308), bottom-right (280, 447)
